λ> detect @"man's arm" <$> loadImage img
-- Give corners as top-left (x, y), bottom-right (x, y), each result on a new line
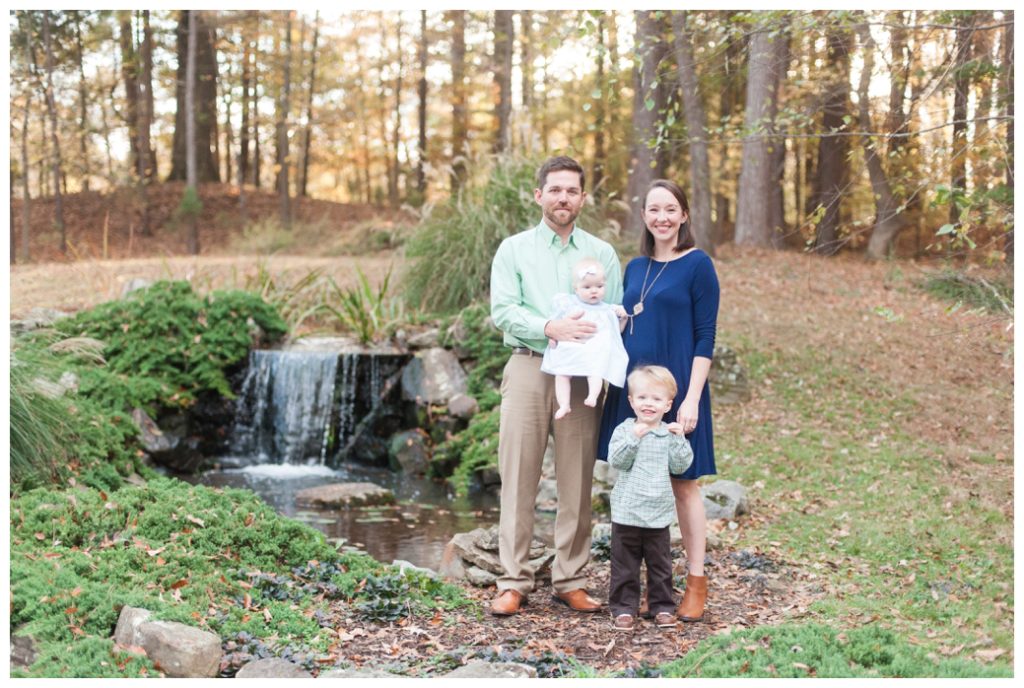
top-left (490, 240), bottom-right (549, 341)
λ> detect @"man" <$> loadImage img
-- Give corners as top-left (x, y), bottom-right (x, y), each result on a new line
top-left (489, 156), bottom-right (623, 615)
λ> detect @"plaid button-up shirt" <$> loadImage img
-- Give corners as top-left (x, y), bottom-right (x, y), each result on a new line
top-left (608, 418), bottom-right (693, 529)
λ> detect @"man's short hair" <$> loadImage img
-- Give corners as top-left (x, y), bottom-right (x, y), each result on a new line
top-left (537, 156), bottom-right (585, 192)
top-left (627, 365), bottom-right (678, 399)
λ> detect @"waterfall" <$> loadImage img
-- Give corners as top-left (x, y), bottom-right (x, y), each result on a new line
top-left (229, 346), bottom-right (410, 467)
top-left (231, 350), bottom-right (339, 465)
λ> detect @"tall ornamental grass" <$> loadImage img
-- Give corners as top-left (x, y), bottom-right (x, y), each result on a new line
top-left (402, 154), bottom-right (612, 314)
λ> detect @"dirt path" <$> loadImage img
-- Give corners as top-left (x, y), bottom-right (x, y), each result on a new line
top-left (9, 253), bottom-right (399, 319)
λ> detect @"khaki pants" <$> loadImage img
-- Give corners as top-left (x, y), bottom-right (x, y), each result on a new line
top-left (496, 353), bottom-right (602, 595)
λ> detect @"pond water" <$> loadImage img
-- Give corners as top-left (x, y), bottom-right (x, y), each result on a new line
top-left (178, 461), bottom-right (502, 571)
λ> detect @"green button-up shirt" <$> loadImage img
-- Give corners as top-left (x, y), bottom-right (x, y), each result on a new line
top-left (608, 419), bottom-right (694, 529)
top-left (490, 220), bottom-right (623, 353)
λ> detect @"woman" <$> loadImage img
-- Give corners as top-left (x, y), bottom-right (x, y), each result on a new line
top-left (598, 179), bottom-right (720, 622)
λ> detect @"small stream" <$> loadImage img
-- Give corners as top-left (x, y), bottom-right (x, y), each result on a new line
top-left (179, 463), bottom-right (500, 570)
top-left (183, 343), bottom-right (502, 571)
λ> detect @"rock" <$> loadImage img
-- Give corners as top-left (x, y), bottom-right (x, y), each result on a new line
top-left (593, 460), bottom-right (619, 486)
top-left (591, 523), bottom-right (613, 541)
top-left (475, 525), bottom-right (546, 558)
top-left (58, 371), bottom-right (80, 393)
top-left (444, 660), bottom-right (537, 679)
top-left (295, 482), bottom-right (395, 508)
top-left (114, 606), bottom-right (153, 647)
top-left (447, 392), bottom-right (479, 419)
top-left (706, 530), bottom-right (722, 550)
top-left (10, 630), bottom-right (38, 669)
top-left (387, 430), bottom-right (431, 475)
top-left (465, 566), bottom-right (499, 587)
top-left (132, 408), bottom-right (177, 455)
top-left (439, 541), bottom-right (468, 581)
top-left (709, 344), bottom-right (751, 404)
top-left (234, 658), bottom-right (312, 678)
top-left (535, 479), bottom-right (558, 512)
top-left (124, 472), bottom-right (148, 487)
top-left (407, 328), bottom-right (441, 349)
top-left (701, 480), bottom-right (749, 521)
top-left (401, 348), bottom-right (468, 404)
top-left (10, 307), bottom-right (70, 335)
top-left (319, 667), bottom-right (403, 678)
top-left (474, 465), bottom-right (501, 489)
top-left (392, 560), bottom-right (437, 578)
top-left (137, 619), bottom-right (222, 678)
top-left (30, 376), bottom-right (69, 400)
top-left (121, 278), bottom-right (152, 298)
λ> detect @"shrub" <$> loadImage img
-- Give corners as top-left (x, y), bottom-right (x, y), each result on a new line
top-left (54, 280), bottom-right (287, 403)
top-left (8, 348), bottom-right (70, 489)
top-left (921, 270), bottom-right (1013, 315)
top-left (322, 265), bottom-right (403, 345)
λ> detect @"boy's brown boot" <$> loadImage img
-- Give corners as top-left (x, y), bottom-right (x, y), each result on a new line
top-left (675, 574), bottom-right (707, 622)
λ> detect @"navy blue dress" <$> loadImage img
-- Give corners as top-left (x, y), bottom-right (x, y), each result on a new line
top-left (598, 250), bottom-right (720, 479)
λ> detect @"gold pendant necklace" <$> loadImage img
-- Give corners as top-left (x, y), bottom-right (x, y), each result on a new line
top-left (628, 258), bottom-right (670, 334)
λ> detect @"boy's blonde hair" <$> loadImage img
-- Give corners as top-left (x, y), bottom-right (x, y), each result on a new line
top-left (627, 365), bottom-right (677, 399)
top-left (572, 257), bottom-right (605, 286)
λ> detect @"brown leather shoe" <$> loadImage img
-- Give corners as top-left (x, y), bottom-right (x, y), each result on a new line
top-left (655, 612), bottom-right (678, 628)
top-left (490, 589), bottom-right (526, 616)
top-left (612, 614), bottom-right (635, 632)
top-left (552, 589), bottom-right (602, 613)
top-left (676, 574), bottom-right (708, 622)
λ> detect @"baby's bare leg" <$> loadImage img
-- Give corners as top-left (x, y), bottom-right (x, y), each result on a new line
top-left (554, 375), bottom-right (572, 419)
top-left (584, 376), bottom-right (602, 407)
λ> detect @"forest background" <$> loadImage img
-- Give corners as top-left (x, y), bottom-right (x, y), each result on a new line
top-left (5, 6), bottom-right (1016, 679)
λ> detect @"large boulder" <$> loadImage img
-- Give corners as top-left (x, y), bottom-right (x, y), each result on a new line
top-left (10, 307), bottom-right (71, 335)
top-left (10, 628), bottom-right (38, 670)
top-left (447, 392), bottom-right (479, 419)
top-left (701, 480), bottom-right (749, 521)
top-left (388, 429), bottom-right (431, 475)
top-left (444, 660), bottom-right (538, 678)
top-left (114, 608), bottom-right (221, 679)
top-left (295, 482), bottom-right (395, 508)
top-left (401, 348), bottom-right (468, 404)
top-left (234, 658), bottom-right (312, 678)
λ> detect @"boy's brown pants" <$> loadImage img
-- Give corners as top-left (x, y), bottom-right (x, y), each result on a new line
top-left (609, 522), bottom-right (674, 617)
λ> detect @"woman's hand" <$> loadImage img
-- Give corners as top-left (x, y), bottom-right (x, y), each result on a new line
top-left (677, 397), bottom-right (699, 434)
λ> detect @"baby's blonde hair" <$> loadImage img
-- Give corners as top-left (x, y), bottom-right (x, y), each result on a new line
top-left (572, 257), bottom-right (605, 287)
top-left (627, 365), bottom-right (678, 399)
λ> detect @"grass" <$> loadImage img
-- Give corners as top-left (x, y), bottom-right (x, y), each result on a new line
top-left (703, 332), bottom-right (1014, 675)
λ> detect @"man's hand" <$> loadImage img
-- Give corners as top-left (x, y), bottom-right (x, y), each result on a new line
top-left (544, 311), bottom-right (597, 343)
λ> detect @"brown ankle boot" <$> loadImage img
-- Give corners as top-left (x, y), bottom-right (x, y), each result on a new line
top-left (676, 574), bottom-right (707, 622)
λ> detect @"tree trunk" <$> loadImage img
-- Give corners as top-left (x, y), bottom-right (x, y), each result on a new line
top-left (884, 11), bottom-right (910, 156)
top-left (949, 13), bottom-right (975, 226)
top-left (300, 11), bottom-right (320, 198)
top-left (139, 10), bottom-right (155, 236)
top-left (811, 23), bottom-right (851, 255)
top-left (186, 11), bottom-right (200, 255)
top-left (1004, 11), bottom-right (1014, 262)
top-left (239, 12), bottom-right (253, 189)
top-left (492, 10), bottom-right (514, 153)
top-left (170, 10), bottom-right (220, 183)
top-left (388, 15), bottom-right (403, 206)
top-left (276, 11), bottom-right (293, 228)
top-left (449, 10), bottom-right (468, 193)
top-left (715, 11), bottom-right (744, 240)
top-left (19, 83), bottom-right (32, 263)
top-left (592, 13), bottom-right (607, 198)
top-left (252, 13), bottom-right (262, 189)
top-left (856, 23), bottom-right (906, 260)
top-left (626, 9), bottom-right (667, 237)
top-left (735, 17), bottom-right (784, 248)
top-left (768, 26), bottom-right (790, 248)
top-left (671, 11), bottom-right (714, 255)
top-left (416, 10), bottom-right (428, 197)
top-left (119, 11), bottom-right (141, 175)
top-left (42, 12), bottom-right (66, 255)
top-left (73, 14), bottom-right (91, 192)
top-left (521, 10), bottom-right (532, 113)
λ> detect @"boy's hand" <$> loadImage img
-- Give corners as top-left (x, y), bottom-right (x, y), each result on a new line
top-left (632, 422), bottom-right (652, 439)
top-left (666, 422), bottom-right (686, 436)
